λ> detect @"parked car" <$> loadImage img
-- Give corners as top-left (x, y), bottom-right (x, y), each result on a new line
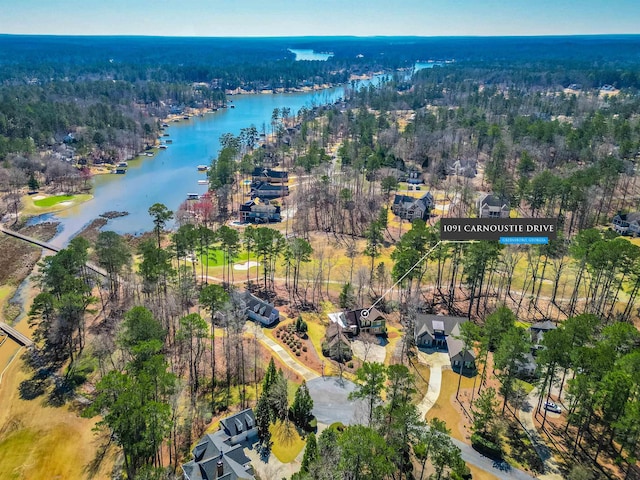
top-left (544, 401), bottom-right (562, 413)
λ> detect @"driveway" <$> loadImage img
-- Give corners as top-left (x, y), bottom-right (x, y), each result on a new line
top-left (518, 388), bottom-right (564, 480)
top-left (416, 350), bottom-right (451, 417)
top-left (306, 376), bottom-right (367, 425)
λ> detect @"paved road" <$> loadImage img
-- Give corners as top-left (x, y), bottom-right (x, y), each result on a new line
top-left (306, 376), bottom-right (367, 425)
top-left (452, 437), bottom-right (538, 480)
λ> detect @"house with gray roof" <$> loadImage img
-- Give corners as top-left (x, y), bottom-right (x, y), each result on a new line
top-left (251, 167), bottom-right (289, 184)
top-left (612, 212), bottom-right (640, 236)
top-left (182, 409), bottom-right (257, 480)
top-left (243, 291), bottom-right (280, 326)
top-left (391, 192), bottom-right (434, 221)
top-left (529, 319), bottom-right (557, 353)
top-left (414, 314), bottom-right (476, 371)
top-left (477, 193), bottom-right (510, 219)
top-left (513, 320), bottom-right (558, 378)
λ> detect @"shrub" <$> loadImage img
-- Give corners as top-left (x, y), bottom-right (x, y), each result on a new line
top-left (302, 346), bottom-right (307, 352)
top-left (347, 362), bottom-right (354, 369)
top-left (296, 351), bottom-right (301, 356)
top-left (470, 433), bottom-right (502, 459)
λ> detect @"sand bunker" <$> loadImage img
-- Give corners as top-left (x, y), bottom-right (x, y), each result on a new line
top-left (233, 261), bottom-right (260, 271)
top-left (58, 201), bottom-right (73, 206)
top-left (32, 195), bottom-right (46, 200)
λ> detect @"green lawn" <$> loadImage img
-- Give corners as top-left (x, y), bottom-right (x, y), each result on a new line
top-left (22, 193), bottom-right (93, 215)
top-left (33, 195), bottom-right (75, 207)
top-left (269, 420), bottom-right (305, 463)
top-left (200, 250), bottom-right (251, 273)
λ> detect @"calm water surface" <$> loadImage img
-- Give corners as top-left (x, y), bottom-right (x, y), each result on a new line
top-left (49, 78), bottom-right (383, 246)
top-left (288, 49), bottom-right (334, 61)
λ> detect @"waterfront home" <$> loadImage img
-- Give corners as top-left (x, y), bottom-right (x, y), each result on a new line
top-left (239, 200), bottom-right (281, 224)
top-left (477, 193), bottom-right (510, 218)
top-left (612, 212), bottom-right (640, 236)
top-left (251, 167), bottom-right (289, 184)
top-left (414, 314), bottom-right (476, 371)
top-left (182, 409), bottom-right (257, 480)
top-left (391, 192), bottom-right (434, 221)
top-left (250, 182), bottom-right (289, 200)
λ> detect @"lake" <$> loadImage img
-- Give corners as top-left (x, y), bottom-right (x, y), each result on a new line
top-left (47, 76), bottom-right (383, 246)
top-left (288, 48), bottom-right (334, 61)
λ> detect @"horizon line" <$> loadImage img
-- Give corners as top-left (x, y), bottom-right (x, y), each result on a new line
top-left (1, 33), bottom-right (640, 39)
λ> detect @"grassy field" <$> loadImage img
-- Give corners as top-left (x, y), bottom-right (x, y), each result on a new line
top-left (21, 193), bottom-right (93, 215)
top-left (269, 420), bottom-right (305, 463)
top-left (0, 358), bottom-right (115, 479)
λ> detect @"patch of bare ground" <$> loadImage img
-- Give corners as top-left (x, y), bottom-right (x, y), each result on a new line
top-left (0, 221), bottom-right (58, 288)
top-left (538, 400), bottom-right (638, 479)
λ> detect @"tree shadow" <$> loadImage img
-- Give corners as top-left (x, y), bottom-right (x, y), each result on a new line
top-left (18, 375), bottom-right (48, 400)
top-left (505, 422), bottom-right (545, 473)
top-left (83, 433), bottom-right (113, 479)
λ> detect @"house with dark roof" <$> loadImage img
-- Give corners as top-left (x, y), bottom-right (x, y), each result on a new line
top-left (182, 409), bottom-right (257, 480)
top-left (220, 409), bottom-right (258, 445)
top-left (328, 307), bottom-right (386, 336)
top-left (250, 182), bottom-right (289, 200)
top-left (612, 212), bottom-right (640, 236)
top-left (243, 291), bottom-right (280, 326)
top-left (529, 319), bottom-right (557, 354)
top-left (391, 192), bottom-right (434, 221)
top-left (251, 167), bottom-right (289, 184)
top-left (414, 314), bottom-right (476, 370)
top-left (322, 322), bottom-right (352, 361)
top-left (239, 200), bottom-right (281, 224)
top-left (513, 320), bottom-right (557, 378)
top-left (477, 193), bottom-right (510, 218)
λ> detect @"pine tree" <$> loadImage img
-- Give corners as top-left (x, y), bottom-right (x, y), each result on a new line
top-left (262, 357), bottom-right (277, 395)
top-left (291, 380), bottom-right (314, 427)
top-left (255, 391), bottom-right (271, 445)
top-left (300, 432), bottom-right (318, 473)
top-left (28, 173), bottom-right (39, 191)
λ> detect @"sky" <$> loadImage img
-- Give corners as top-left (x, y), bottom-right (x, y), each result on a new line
top-left (1, 0), bottom-right (640, 37)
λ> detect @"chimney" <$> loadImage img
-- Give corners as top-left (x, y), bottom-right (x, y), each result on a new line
top-left (216, 460), bottom-right (223, 477)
